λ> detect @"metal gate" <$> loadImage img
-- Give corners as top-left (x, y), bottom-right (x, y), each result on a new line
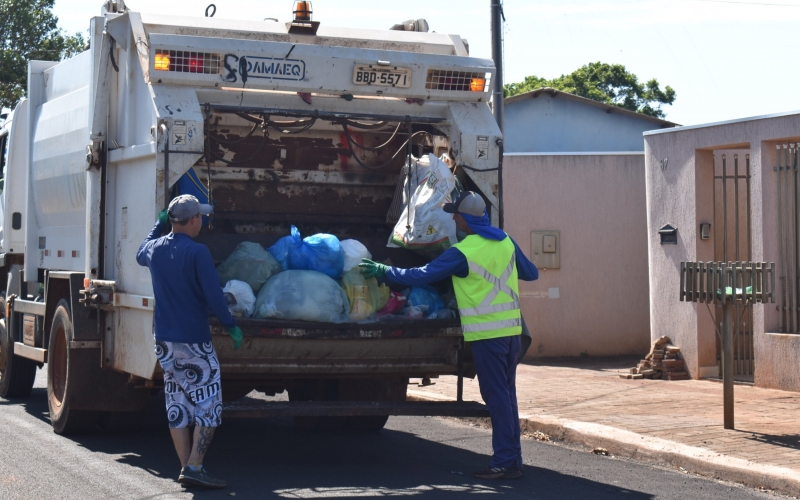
top-left (776, 144), bottom-right (800, 333)
top-left (714, 153), bottom-right (754, 379)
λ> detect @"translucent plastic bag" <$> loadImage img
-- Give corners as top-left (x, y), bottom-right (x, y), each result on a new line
top-left (291, 233), bottom-right (345, 279)
top-left (217, 242), bottom-right (282, 294)
top-left (340, 239), bottom-right (372, 273)
top-left (254, 270), bottom-right (350, 322)
top-left (223, 280), bottom-right (256, 317)
top-left (268, 226), bottom-right (345, 279)
top-left (341, 269), bottom-right (390, 320)
top-left (401, 286), bottom-right (446, 319)
top-left (268, 226), bottom-right (303, 271)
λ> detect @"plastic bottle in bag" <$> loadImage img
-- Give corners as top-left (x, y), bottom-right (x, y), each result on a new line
top-left (217, 242), bottom-right (282, 294)
top-left (254, 270), bottom-right (350, 322)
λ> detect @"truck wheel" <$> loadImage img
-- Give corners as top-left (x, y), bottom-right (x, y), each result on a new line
top-left (47, 299), bottom-right (99, 434)
top-left (0, 295), bottom-right (37, 398)
top-left (341, 378), bottom-right (408, 432)
top-left (289, 380), bottom-right (346, 431)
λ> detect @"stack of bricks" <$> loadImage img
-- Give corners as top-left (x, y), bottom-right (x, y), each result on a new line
top-left (620, 336), bottom-right (690, 380)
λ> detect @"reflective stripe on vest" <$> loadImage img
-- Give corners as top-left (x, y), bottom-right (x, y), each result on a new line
top-left (452, 235), bottom-right (522, 341)
top-left (461, 317), bottom-right (522, 333)
top-left (458, 253), bottom-right (521, 317)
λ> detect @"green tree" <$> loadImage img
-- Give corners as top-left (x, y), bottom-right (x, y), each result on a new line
top-left (0, 0), bottom-right (86, 110)
top-left (504, 62), bottom-right (676, 119)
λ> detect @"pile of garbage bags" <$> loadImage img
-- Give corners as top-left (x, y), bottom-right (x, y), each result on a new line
top-left (217, 228), bottom-right (457, 323)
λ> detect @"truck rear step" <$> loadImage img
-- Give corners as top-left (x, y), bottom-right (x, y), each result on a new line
top-left (222, 399), bottom-right (489, 418)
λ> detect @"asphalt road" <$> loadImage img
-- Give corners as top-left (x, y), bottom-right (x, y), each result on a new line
top-left (0, 370), bottom-right (791, 500)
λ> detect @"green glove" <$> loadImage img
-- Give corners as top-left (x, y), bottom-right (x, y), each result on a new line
top-left (227, 326), bottom-right (243, 351)
top-left (158, 209), bottom-right (169, 224)
top-left (359, 258), bottom-right (389, 279)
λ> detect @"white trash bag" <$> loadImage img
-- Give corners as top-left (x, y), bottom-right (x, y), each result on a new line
top-left (254, 270), bottom-right (350, 322)
top-left (388, 153), bottom-right (459, 257)
top-left (223, 280), bottom-right (256, 317)
top-left (340, 239), bottom-right (372, 272)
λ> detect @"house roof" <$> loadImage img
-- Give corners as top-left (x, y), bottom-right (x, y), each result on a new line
top-left (505, 87), bottom-right (679, 128)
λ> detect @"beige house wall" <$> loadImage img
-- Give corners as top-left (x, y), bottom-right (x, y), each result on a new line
top-left (503, 154), bottom-right (651, 358)
top-left (643, 112), bottom-right (800, 391)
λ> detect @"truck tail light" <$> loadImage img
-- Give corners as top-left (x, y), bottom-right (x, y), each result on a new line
top-left (154, 53), bottom-right (170, 71)
top-left (470, 77), bottom-right (487, 92)
top-left (425, 70), bottom-right (491, 92)
top-left (153, 50), bottom-right (222, 75)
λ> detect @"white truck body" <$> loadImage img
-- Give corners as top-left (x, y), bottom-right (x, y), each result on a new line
top-left (0, 4), bottom-right (501, 428)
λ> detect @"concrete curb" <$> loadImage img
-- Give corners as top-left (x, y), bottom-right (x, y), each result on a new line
top-left (407, 390), bottom-right (800, 496)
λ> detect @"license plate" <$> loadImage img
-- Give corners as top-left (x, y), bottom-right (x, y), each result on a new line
top-left (353, 65), bottom-right (412, 88)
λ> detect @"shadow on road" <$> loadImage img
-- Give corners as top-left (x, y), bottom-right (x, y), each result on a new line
top-left (5, 388), bottom-right (654, 499)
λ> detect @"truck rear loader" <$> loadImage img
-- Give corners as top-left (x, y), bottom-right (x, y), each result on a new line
top-left (0, 0), bottom-right (502, 434)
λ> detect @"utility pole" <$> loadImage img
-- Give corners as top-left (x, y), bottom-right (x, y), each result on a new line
top-left (491, 0), bottom-right (505, 228)
top-left (491, 1), bottom-right (504, 134)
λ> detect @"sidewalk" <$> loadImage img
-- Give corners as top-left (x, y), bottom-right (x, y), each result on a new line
top-left (408, 357), bottom-right (800, 496)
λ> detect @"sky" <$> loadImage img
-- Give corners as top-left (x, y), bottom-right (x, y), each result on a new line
top-left (52, 0), bottom-right (800, 126)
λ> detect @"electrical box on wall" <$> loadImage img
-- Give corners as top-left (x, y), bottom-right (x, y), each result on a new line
top-left (700, 222), bottom-right (711, 240)
top-left (531, 230), bottom-right (560, 269)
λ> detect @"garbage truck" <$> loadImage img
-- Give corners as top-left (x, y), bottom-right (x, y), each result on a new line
top-left (0, 1), bottom-right (503, 434)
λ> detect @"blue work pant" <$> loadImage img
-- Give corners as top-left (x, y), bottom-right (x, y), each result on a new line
top-left (471, 334), bottom-right (522, 469)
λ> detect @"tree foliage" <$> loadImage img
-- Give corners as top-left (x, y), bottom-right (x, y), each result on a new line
top-left (504, 62), bottom-right (676, 119)
top-left (0, 0), bottom-right (85, 110)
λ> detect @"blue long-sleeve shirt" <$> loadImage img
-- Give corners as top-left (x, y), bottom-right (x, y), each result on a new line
top-left (386, 236), bottom-right (538, 287)
top-left (136, 221), bottom-right (235, 343)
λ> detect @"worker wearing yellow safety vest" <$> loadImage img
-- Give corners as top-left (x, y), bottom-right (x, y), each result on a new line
top-left (360, 191), bottom-right (539, 480)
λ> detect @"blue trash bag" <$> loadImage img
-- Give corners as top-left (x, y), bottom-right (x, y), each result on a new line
top-left (268, 225), bottom-right (303, 271)
top-left (290, 233), bottom-right (344, 279)
top-left (173, 168), bottom-right (211, 226)
top-left (268, 225), bottom-right (345, 278)
top-left (402, 286), bottom-right (446, 318)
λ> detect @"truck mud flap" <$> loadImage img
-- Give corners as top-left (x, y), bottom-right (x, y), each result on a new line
top-left (222, 400), bottom-right (489, 419)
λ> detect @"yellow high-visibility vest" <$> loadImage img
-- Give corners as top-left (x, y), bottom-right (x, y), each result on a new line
top-left (452, 234), bottom-right (521, 342)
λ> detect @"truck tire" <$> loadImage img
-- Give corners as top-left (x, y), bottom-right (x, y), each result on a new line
top-left (341, 378), bottom-right (408, 432)
top-left (47, 299), bottom-right (99, 434)
top-left (288, 379), bottom-right (346, 431)
top-left (0, 295), bottom-right (37, 399)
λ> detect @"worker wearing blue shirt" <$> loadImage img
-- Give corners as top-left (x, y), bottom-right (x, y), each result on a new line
top-left (360, 191), bottom-right (538, 480)
top-left (137, 194), bottom-right (242, 489)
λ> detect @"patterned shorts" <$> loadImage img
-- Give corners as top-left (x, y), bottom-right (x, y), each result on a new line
top-left (155, 340), bottom-right (223, 429)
